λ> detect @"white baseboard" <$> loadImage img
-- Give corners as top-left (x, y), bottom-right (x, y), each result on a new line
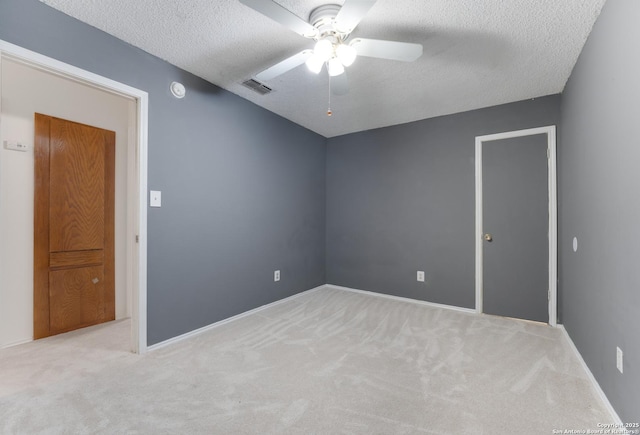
top-left (0, 338), bottom-right (33, 349)
top-left (147, 285), bottom-right (325, 351)
top-left (325, 284), bottom-right (476, 314)
top-left (558, 325), bottom-right (624, 425)
top-left (148, 283), bottom-right (474, 352)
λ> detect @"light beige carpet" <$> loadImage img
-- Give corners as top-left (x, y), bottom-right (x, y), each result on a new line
top-left (0, 287), bottom-right (612, 434)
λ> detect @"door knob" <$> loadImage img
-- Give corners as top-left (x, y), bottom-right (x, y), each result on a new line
top-left (483, 233), bottom-right (493, 242)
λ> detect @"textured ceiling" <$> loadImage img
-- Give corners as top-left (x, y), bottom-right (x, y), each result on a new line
top-left (39, 0), bottom-right (606, 138)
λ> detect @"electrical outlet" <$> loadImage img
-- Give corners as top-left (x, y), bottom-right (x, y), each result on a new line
top-left (616, 347), bottom-right (623, 374)
top-left (417, 271), bottom-right (425, 282)
top-left (274, 270), bottom-right (280, 282)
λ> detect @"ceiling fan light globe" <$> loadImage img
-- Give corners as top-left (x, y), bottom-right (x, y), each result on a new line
top-left (327, 57), bottom-right (345, 77)
top-left (336, 44), bottom-right (357, 67)
top-left (314, 39), bottom-right (333, 61)
top-left (306, 55), bottom-right (324, 74)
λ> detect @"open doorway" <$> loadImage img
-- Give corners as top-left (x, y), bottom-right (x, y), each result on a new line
top-left (0, 41), bottom-right (148, 353)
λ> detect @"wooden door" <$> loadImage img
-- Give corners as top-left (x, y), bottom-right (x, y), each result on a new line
top-left (34, 113), bottom-right (115, 339)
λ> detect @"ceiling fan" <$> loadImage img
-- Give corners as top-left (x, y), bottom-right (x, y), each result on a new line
top-left (239, 0), bottom-right (423, 97)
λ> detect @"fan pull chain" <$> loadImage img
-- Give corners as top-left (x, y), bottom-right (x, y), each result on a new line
top-left (327, 73), bottom-right (332, 116)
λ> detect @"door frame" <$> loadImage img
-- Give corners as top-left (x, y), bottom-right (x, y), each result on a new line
top-left (0, 39), bottom-right (149, 353)
top-left (475, 126), bottom-right (557, 326)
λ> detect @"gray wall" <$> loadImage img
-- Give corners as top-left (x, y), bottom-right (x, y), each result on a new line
top-left (559, 0), bottom-right (640, 423)
top-left (0, 0), bottom-right (326, 345)
top-left (326, 95), bottom-right (560, 308)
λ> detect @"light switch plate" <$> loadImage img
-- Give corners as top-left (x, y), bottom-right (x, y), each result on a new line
top-left (150, 190), bottom-right (162, 207)
top-left (617, 347), bottom-right (623, 374)
top-left (3, 140), bottom-right (29, 152)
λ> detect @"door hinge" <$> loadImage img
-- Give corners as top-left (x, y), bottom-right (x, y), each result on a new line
top-left (547, 148), bottom-right (550, 159)
top-left (135, 235), bottom-right (139, 243)
top-left (548, 289), bottom-right (550, 301)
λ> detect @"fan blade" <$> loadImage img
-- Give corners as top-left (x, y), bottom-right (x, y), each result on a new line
top-left (335, 0), bottom-right (377, 32)
top-left (350, 38), bottom-right (423, 62)
top-left (239, 0), bottom-right (317, 37)
top-left (331, 71), bottom-right (349, 96)
top-left (255, 50), bottom-right (313, 81)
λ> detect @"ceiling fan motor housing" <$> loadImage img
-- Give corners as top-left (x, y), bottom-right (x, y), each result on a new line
top-left (309, 4), bottom-right (348, 41)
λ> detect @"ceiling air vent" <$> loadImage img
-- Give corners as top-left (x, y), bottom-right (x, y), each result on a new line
top-left (242, 79), bottom-right (272, 95)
